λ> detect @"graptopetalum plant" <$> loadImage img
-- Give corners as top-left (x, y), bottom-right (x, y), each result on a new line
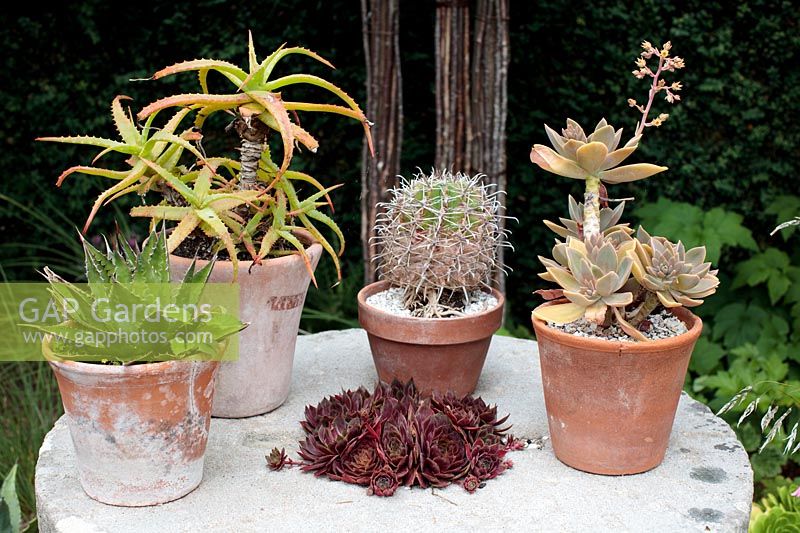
top-left (266, 380), bottom-right (524, 496)
top-left (530, 41), bottom-right (719, 340)
top-left (39, 33), bottom-right (373, 280)
top-left (373, 169), bottom-right (510, 317)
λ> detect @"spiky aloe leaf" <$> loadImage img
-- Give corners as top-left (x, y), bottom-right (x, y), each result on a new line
top-left (152, 59), bottom-right (247, 85)
top-left (110, 95), bottom-right (140, 145)
top-left (138, 93), bottom-right (251, 120)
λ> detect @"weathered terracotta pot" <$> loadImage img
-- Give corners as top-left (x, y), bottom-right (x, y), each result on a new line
top-left (169, 230), bottom-right (322, 418)
top-left (357, 280), bottom-right (504, 396)
top-left (48, 352), bottom-right (219, 506)
top-left (531, 302), bottom-right (703, 475)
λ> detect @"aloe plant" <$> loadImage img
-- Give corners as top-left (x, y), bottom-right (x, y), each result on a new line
top-left (531, 41), bottom-right (719, 339)
top-left (39, 34), bottom-right (373, 281)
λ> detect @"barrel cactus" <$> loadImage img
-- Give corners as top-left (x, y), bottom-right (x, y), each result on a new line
top-left (373, 169), bottom-right (507, 317)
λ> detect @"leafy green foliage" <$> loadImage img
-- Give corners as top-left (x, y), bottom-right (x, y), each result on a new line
top-left (734, 248), bottom-right (800, 305)
top-left (0, 464), bottom-right (20, 533)
top-left (768, 196), bottom-right (800, 241)
top-left (634, 199), bottom-right (757, 263)
top-left (750, 484), bottom-right (800, 532)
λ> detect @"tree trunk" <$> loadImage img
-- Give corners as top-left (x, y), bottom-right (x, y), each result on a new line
top-left (361, 0), bottom-right (403, 284)
top-left (435, 0), bottom-right (509, 294)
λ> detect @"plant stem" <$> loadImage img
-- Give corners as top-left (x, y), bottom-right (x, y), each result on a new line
top-left (233, 117), bottom-right (270, 190)
top-left (583, 175), bottom-right (601, 239)
top-left (636, 55), bottom-right (664, 137)
top-left (629, 291), bottom-right (660, 326)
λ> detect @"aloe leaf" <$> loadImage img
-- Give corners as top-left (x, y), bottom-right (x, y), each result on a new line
top-left (55, 166), bottom-right (129, 187)
top-left (141, 160), bottom-right (197, 206)
top-left (130, 205), bottom-right (190, 221)
top-left (138, 93), bottom-right (250, 120)
top-left (277, 230), bottom-right (316, 287)
top-left (110, 95), bottom-right (140, 145)
top-left (152, 59), bottom-right (247, 85)
top-left (247, 30), bottom-right (258, 72)
top-left (306, 209), bottom-right (345, 256)
top-left (247, 91), bottom-right (294, 176)
top-left (36, 135), bottom-right (125, 149)
top-left (257, 46), bottom-right (334, 86)
top-left (196, 208), bottom-right (239, 279)
top-left (297, 213), bottom-right (340, 279)
top-left (163, 212), bottom-right (201, 254)
top-left (284, 170), bottom-right (334, 209)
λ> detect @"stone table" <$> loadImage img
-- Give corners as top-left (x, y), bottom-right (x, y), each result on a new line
top-left (36, 329), bottom-right (753, 532)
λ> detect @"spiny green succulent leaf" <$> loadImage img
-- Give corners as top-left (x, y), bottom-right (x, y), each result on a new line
top-left (110, 95), bottom-right (140, 145)
top-left (152, 58), bottom-right (247, 85)
top-left (138, 93), bottom-right (250, 120)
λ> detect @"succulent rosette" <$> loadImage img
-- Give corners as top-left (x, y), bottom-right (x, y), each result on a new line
top-left (415, 407), bottom-right (470, 488)
top-left (368, 466), bottom-right (400, 497)
top-left (530, 118), bottom-right (666, 185)
top-left (273, 380), bottom-right (521, 496)
top-left (468, 439), bottom-right (509, 481)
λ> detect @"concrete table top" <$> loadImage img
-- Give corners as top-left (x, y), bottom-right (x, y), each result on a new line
top-left (36, 329), bottom-right (753, 532)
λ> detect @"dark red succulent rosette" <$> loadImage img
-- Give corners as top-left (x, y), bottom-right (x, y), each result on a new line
top-left (415, 406), bottom-right (470, 488)
top-left (368, 466), bottom-right (400, 497)
top-left (467, 439), bottom-right (508, 480)
top-left (282, 380), bottom-right (520, 496)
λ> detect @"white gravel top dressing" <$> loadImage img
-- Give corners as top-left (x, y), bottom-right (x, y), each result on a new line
top-left (366, 287), bottom-right (498, 318)
top-left (548, 310), bottom-right (688, 342)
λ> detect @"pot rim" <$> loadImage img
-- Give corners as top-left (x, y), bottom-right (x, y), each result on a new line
top-left (531, 300), bottom-right (703, 354)
top-left (43, 336), bottom-right (214, 375)
top-left (357, 280), bottom-right (505, 325)
top-left (168, 228), bottom-right (322, 269)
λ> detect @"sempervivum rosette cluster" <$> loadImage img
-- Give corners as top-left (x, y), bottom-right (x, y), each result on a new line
top-left (268, 380), bottom-right (522, 496)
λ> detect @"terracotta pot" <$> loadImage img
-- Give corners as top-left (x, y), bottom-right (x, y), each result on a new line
top-left (48, 353), bottom-right (219, 506)
top-left (531, 302), bottom-right (703, 475)
top-left (169, 230), bottom-right (322, 418)
top-left (357, 280), bottom-right (504, 396)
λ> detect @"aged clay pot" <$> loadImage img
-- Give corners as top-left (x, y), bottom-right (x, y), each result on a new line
top-left (169, 230), bottom-right (322, 418)
top-left (357, 280), bottom-right (504, 396)
top-left (48, 351), bottom-right (219, 506)
top-left (531, 301), bottom-right (703, 475)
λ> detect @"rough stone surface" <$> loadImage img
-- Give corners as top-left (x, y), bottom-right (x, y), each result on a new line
top-left (36, 330), bottom-right (753, 532)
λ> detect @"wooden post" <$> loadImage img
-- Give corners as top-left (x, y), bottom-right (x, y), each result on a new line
top-left (360, 0), bottom-right (403, 284)
top-left (435, 0), bottom-right (510, 293)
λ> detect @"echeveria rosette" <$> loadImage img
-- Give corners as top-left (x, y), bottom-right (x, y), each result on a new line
top-left (630, 227), bottom-right (720, 309)
top-left (530, 118), bottom-right (667, 185)
top-left (534, 235), bottom-right (635, 325)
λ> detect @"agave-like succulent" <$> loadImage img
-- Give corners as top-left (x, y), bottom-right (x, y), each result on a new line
top-left (630, 227), bottom-right (720, 308)
top-left (544, 195), bottom-right (632, 240)
top-left (279, 380), bottom-right (519, 496)
top-left (530, 118), bottom-right (666, 185)
top-left (535, 234), bottom-right (635, 325)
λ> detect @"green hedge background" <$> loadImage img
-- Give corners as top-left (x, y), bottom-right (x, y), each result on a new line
top-left (2, 0), bottom-right (800, 527)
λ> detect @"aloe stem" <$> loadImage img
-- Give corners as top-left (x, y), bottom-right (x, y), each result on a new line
top-left (233, 117), bottom-right (269, 190)
top-left (583, 175), bottom-right (601, 239)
